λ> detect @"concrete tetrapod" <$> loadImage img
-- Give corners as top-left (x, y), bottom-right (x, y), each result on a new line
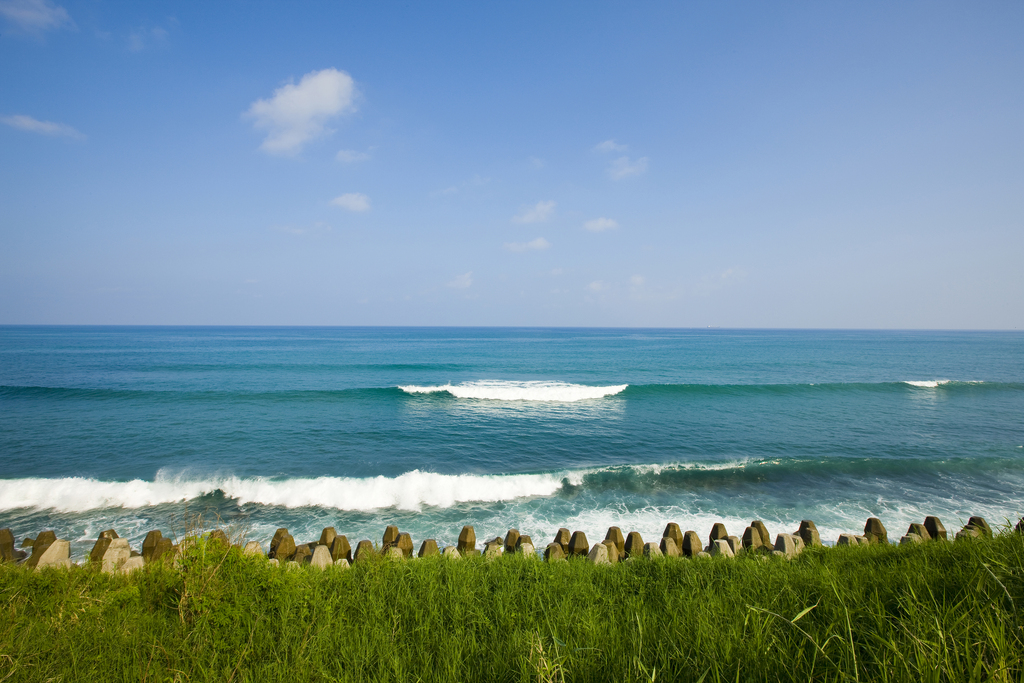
top-left (906, 523), bottom-right (931, 542)
top-left (441, 547), bottom-right (461, 560)
top-left (726, 536), bottom-right (742, 555)
top-left (310, 545), bottom-right (333, 569)
top-left (515, 535), bottom-right (534, 553)
top-left (604, 527), bottom-right (626, 561)
top-left (773, 534), bottom-right (800, 559)
top-left (553, 528), bottom-right (571, 555)
top-left (967, 516), bottom-right (993, 539)
top-left (864, 518), bottom-right (888, 544)
top-left (101, 538), bottom-right (131, 573)
top-left (751, 521), bottom-right (772, 549)
top-left (32, 539), bottom-right (71, 570)
top-left (353, 540), bottom-right (375, 563)
top-left (544, 543), bottom-right (566, 562)
top-left (457, 526), bottom-right (477, 556)
top-left (587, 543), bottom-right (611, 564)
top-left (329, 536), bottom-right (352, 563)
top-left (900, 533), bottom-right (924, 545)
top-left (418, 539), bottom-right (439, 557)
top-left (601, 540), bottom-right (618, 564)
top-left (396, 533), bottom-right (415, 559)
top-left (382, 525), bottom-right (400, 551)
top-left (681, 531), bottom-right (702, 558)
top-left (243, 541), bottom-right (263, 556)
top-left (662, 523), bottom-right (683, 553)
top-left (660, 536), bottom-right (680, 557)
top-left (623, 532), bottom-right (644, 559)
top-left (0, 528), bottom-right (14, 562)
top-left (797, 521), bottom-right (821, 547)
top-left (924, 516), bottom-right (947, 541)
top-left (642, 542), bottom-right (663, 558)
top-left (567, 531), bottom-right (589, 558)
top-left (120, 556), bottom-right (144, 574)
top-left (710, 539), bottom-right (734, 558)
top-left (319, 527), bottom-right (337, 548)
top-left (503, 529), bottom-right (520, 555)
top-left (742, 526), bottom-right (765, 552)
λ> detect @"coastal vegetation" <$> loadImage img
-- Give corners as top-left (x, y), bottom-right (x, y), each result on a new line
top-left (1, 526), bottom-right (1022, 682)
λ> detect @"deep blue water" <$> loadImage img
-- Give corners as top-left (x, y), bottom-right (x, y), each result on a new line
top-left (1, 326), bottom-right (1022, 558)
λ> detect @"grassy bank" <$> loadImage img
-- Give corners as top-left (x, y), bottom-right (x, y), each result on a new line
top-left (1, 532), bottom-right (1022, 682)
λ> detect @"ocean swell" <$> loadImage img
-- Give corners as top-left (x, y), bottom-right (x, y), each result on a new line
top-left (398, 380), bottom-right (628, 402)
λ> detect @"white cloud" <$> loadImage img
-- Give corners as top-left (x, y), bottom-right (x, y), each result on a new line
top-left (330, 193), bottom-right (370, 212)
top-left (511, 200), bottom-right (555, 224)
top-left (336, 149), bottom-right (371, 163)
top-left (246, 68), bottom-right (356, 156)
top-left (504, 237), bottom-right (551, 253)
top-left (447, 272), bottom-right (473, 289)
top-left (594, 139), bottom-right (627, 153)
top-left (630, 275), bottom-right (645, 287)
top-left (588, 280), bottom-right (607, 292)
top-left (0, 0), bottom-right (72, 31)
top-left (608, 156), bottom-right (648, 180)
top-left (127, 25), bottom-right (168, 52)
top-left (1, 114), bottom-right (83, 139)
top-left (529, 156), bottom-right (545, 169)
top-left (584, 217), bottom-right (618, 232)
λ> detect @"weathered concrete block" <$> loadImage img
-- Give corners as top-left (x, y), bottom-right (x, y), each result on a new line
top-left (519, 542), bottom-right (537, 557)
top-left (21, 537), bottom-right (35, 548)
top-left (710, 539), bottom-right (734, 558)
top-left (270, 533), bottom-right (296, 561)
top-left (0, 528), bottom-right (15, 562)
top-left (243, 541), bottom-right (263, 556)
top-left (906, 523), bottom-right (931, 542)
top-left (751, 521), bottom-right (771, 548)
top-left (956, 526), bottom-right (981, 540)
top-left (503, 529), bottom-right (520, 554)
top-left (604, 527), bottom-right (625, 561)
top-left (270, 528), bottom-right (289, 555)
top-left (553, 528), bottom-right (570, 555)
top-left (659, 536), bottom-right (680, 557)
top-left (319, 527), bottom-right (337, 547)
top-left (773, 534), bottom-right (799, 559)
top-left (292, 545), bottom-right (312, 565)
top-left (152, 538), bottom-right (174, 563)
top-left (98, 529), bottom-right (118, 540)
top-left (102, 538), bottom-right (131, 573)
top-left (1016, 518), bottom-right (1024, 535)
top-left (798, 520), bottom-right (821, 547)
top-left (742, 526), bottom-right (764, 552)
top-left (900, 533), bottom-right (924, 545)
top-left (354, 540), bottom-right (375, 562)
top-left (207, 529), bottom-right (229, 547)
top-left (384, 546), bottom-right (404, 560)
top-left (708, 523), bottom-right (729, 547)
top-left (924, 516), bottom-right (947, 541)
top-left (967, 516), bottom-right (992, 539)
top-left (624, 531), bottom-right (644, 558)
top-left (329, 535), bottom-right (352, 563)
top-left (855, 535), bottom-right (870, 545)
top-left (515, 535), bottom-right (534, 553)
top-left (567, 531), bottom-right (589, 558)
top-left (693, 551), bottom-right (709, 559)
top-left (90, 536), bottom-right (112, 564)
top-left (726, 535), bottom-right (742, 555)
top-left (544, 543), bottom-right (565, 562)
top-left (418, 539), bottom-right (439, 557)
top-left (33, 539), bottom-right (71, 570)
top-left (382, 525), bottom-right (400, 551)
top-left (587, 543), bottom-right (611, 564)
top-left (334, 558), bottom-right (350, 568)
top-left (601, 540), bottom-right (618, 564)
top-left (457, 526), bottom-right (476, 555)
top-left (310, 545), bottom-right (332, 568)
top-left (483, 538), bottom-right (503, 558)
top-left (662, 523), bottom-right (683, 551)
top-left (26, 531), bottom-right (58, 569)
top-left (268, 558), bottom-right (279, 567)
top-left (642, 542), bottom-right (663, 558)
top-left (142, 531), bottom-right (163, 563)
top-left (837, 533), bottom-right (858, 546)
top-left (681, 530), bottom-right (702, 558)
top-left (120, 555), bottom-right (144, 574)
top-left (442, 546), bottom-right (461, 559)
top-left (396, 532), bottom-right (414, 558)
top-left (864, 518), bottom-right (888, 544)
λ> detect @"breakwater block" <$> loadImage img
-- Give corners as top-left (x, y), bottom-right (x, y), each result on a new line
top-left (330, 535), bottom-right (352, 563)
top-left (906, 523), bottom-right (931, 541)
top-left (270, 529), bottom-right (296, 560)
top-left (708, 523), bottom-right (728, 549)
top-left (726, 536), bottom-right (741, 554)
top-left (101, 538), bottom-right (131, 573)
top-left (334, 558), bottom-right (350, 568)
top-left (553, 528), bottom-right (570, 555)
top-left (864, 518), bottom-right (888, 544)
top-left (243, 541), bottom-right (263, 556)
top-left (120, 556), bottom-right (144, 574)
top-left (681, 530), bottom-right (701, 558)
top-left (604, 527), bottom-right (625, 561)
top-left (710, 539), bottom-right (734, 558)
top-left (900, 533), bottom-right (924, 545)
top-left (354, 540), bottom-right (375, 562)
top-left (544, 543), bottom-right (565, 562)
top-left (418, 539), bottom-right (439, 557)
top-left (0, 529), bottom-right (15, 562)
top-left (587, 543), bottom-right (611, 564)
top-left (924, 516), bottom-right (947, 540)
top-left (310, 545), bottom-right (332, 569)
top-left (32, 539), bottom-right (71, 571)
top-left (773, 534), bottom-right (800, 559)
top-left (968, 516), bottom-right (992, 539)
top-left (142, 531), bottom-right (163, 562)
top-left (660, 536), bottom-right (680, 557)
top-left (442, 546), bottom-right (461, 559)
top-left (642, 542), bottom-right (662, 558)
top-left (568, 531), bottom-right (589, 558)
top-left (384, 546), bottom-right (404, 560)
top-left (503, 529), bottom-right (520, 554)
top-left (396, 533), bottom-right (414, 558)
top-left (663, 523), bottom-right (683, 552)
top-left (457, 526), bottom-right (477, 555)
top-left (515, 535), bottom-right (534, 553)
top-left (382, 525), bottom-right (399, 551)
top-left (319, 527), bottom-right (337, 547)
top-left (798, 521), bottom-right (821, 547)
top-left (742, 526), bottom-right (764, 552)
top-left (292, 545), bottom-right (312, 565)
top-left (484, 538), bottom-right (503, 558)
top-left (1016, 518), bottom-right (1024, 534)
top-left (26, 531), bottom-right (57, 569)
top-left (624, 531), bottom-right (644, 558)
top-left (519, 541), bottom-right (537, 557)
top-left (837, 533), bottom-right (857, 546)
top-left (208, 529), bottom-right (229, 547)
top-left (601, 540), bottom-right (618, 563)
top-left (752, 521), bottom-right (771, 548)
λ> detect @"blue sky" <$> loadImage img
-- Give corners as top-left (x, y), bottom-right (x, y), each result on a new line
top-left (1, 1), bottom-right (1022, 327)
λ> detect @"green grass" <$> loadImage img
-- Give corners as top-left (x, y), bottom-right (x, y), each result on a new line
top-left (2, 532), bottom-right (1023, 682)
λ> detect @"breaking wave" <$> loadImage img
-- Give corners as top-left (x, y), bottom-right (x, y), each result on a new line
top-left (398, 380), bottom-right (628, 402)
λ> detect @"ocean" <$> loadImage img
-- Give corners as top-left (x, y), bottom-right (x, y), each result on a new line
top-left (1, 326), bottom-right (1022, 559)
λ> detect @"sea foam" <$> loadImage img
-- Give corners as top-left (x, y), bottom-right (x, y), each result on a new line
top-left (398, 380), bottom-right (627, 402)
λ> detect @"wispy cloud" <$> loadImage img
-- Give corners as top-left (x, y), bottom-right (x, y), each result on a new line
top-left (587, 280), bottom-right (607, 292)
top-left (630, 275), bottom-right (645, 287)
top-left (608, 156), bottom-right (648, 180)
top-left (331, 193), bottom-right (370, 212)
top-left (593, 139), bottom-right (627, 153)
top-left (0, 0), bottom-right (73, 31)
top-left (511, 200), bottom-right (555, 224)
top-left (447, 272), bottom-right (473, 289)
top-left (528, 156), bottom-right (545, 169)
top-left (432, 174), bottom-right (490, 197)
top-left (584, 217), bottom-right (618, 232)
top-left (504, 237), bottom-right (550, 253)
top-left (246, 68), bottom-right (356, 156)
top-left (127, 25), bottom-right (169, 52)
top-left (1, 114), bottom-right (83, 139)
top-left (336, 149), bottom-right (371, 163)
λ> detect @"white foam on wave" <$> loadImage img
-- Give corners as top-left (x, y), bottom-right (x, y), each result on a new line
top-left (398, 380), bottom-right (628, 402)
top-left (0, 469), bottom-right (566, 514)
top-left (902, 380), bottom-right (984, 388)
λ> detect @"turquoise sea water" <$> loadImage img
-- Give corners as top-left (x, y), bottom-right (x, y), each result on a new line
top-left (1, 326), bottom-right (1022, 558)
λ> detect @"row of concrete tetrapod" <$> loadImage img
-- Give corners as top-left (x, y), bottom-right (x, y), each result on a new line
top-left (0, 515), bottom-right (1014, 571)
